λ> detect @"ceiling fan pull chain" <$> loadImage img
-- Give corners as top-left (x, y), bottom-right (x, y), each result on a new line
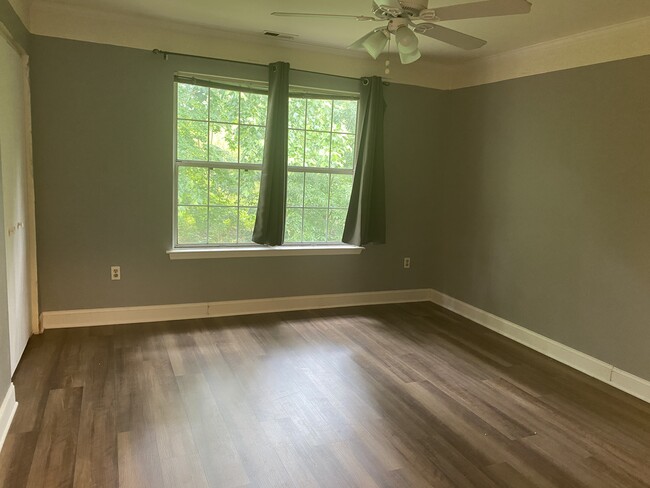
top-left (385, 36), bottom-right (391, 75)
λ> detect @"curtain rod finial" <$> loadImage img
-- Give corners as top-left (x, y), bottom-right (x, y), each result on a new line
top-left (153, 49), bottom-right (168, 60)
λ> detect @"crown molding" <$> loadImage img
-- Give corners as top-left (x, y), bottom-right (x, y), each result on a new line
top-left (28, 1), bottom-right (454, 90)
top-left (450, 15), bottom-right (650, 89)
top-left (7, 0), bottom-right (30, 28)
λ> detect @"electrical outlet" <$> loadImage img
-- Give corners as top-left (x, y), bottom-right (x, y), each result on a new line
top-left (403, 257), bottom-right (411, 269)
top-left (111, 266), bottom-right (121, 281)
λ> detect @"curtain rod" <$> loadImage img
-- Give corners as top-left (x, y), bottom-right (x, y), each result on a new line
top-left (152, 49), bottom-right (388, 85)
top-left (153, 49), bottom-right (263, 69)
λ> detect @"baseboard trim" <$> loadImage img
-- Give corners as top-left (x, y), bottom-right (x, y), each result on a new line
top-left (610, 368), bottom-right (650, 403)
top-left (0, 384), bottom-right (17, 451)
top-left (40, 288), bottom-right (433, 329)
top-left (39, 288), bottom-right (650, 404)
top-left (428, 289), bottom-right (650, 404)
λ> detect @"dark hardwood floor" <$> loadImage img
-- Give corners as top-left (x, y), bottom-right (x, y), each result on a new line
top-left (1, 302), bottom-right (649, 487)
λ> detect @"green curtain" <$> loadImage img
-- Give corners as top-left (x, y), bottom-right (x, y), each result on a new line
top-left (342, 76), bottom-right (386, 246)
top-left (253, 62), bottom-right (290, 245)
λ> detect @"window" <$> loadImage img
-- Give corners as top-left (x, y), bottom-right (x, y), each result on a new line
top-left (175, 82), bottom-right (268, 246)
top-left (285, 97), bottom-right (357, 244)
top-left (174, 79), bottom-right (358, 247)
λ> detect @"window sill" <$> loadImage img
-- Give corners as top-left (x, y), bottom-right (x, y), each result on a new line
top-left (167, 245), bottom-right (364, 260)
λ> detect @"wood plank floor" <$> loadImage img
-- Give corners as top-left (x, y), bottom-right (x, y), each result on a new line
top-left (1, 302), bottom-right (650, 487)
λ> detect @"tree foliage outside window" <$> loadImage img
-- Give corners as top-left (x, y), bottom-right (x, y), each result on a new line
top-left (175, 81), bottom-right (357, 246)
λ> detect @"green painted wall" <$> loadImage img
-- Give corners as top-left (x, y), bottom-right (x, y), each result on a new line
top-left (29, 36), bottom-right (445, 312)
top-left (442, 56), bottom-right (650, 379)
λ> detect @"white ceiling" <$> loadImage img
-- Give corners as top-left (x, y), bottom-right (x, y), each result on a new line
top-left (25, 0), bottom-right (650, 62)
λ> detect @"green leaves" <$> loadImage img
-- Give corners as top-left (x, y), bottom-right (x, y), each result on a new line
top-left (287, 172), bottom-right (304, 207)
top-left (210, 88), bottom-right (238, 123)
top-left (288, 129), bottom-right (305, 167)
top-left (327, 209), bottom-right (347, 241)
top-left (209, 207), bottom-right (238, 244)
top-left (289, 98), bottom-right (306, 130)
top-left (330, 174), bottom-right (353, 208)
top-left (240, 93), bottom-right (268, 126)
top-left (305, 131), bottom-right (330, 168)
top-left (177, 83), bottom-right (268, 164)
top-left (306, 99), bottom-right (332, 131)
top-left (331, 133), bottom-right (355, 169)
top-left (303, 209), bottom-right (328, 243)
top-left (285, 208), bottom-right (303, 243)
top-left (304, 173), bottom-right (329, 208)
top-left (239, 170), bottom-right (261, 206)
top-left (240, 126), bottom-right (265, 164)
top-left (284, 172), bottom-right (354, 243)
top-left (178, 206), bottom-right (208, 245)
top-left (178, 167), bottom-right (209, 205)
top-left (238, 207), bottom-right (256, 243)
top-left (209, 168), bottom-right (238, 206)
top-left (332, 100), bottom-right (358, 133)
top-left (176, 167), bottom-right (261, 245)
top-left (177, 120), bottom-right (208, 161)
top-left (177, 84), bottom-right (208, 120)
top-left (209, 123), bottom-right (238, 163)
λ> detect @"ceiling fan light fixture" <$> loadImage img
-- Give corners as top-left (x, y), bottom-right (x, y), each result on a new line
top-left (394, 25), bottom-right (420, 64)
top-left (360, 30), bottom-right (390, 59)
top-left (399, 48), bottom-right (421, 65)
top-left (395, 26), bottom-right (419, 54)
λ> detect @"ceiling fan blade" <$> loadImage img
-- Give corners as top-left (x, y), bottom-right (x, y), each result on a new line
top-left (433, 0), bottom-right (532, 21)
top-left (271, 12), bottom-right (377, 21)
top-left (414, 23), bottom-right (486, 50)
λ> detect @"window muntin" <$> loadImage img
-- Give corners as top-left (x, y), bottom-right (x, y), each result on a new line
top-left (174, 80), bottom-right (358, 248)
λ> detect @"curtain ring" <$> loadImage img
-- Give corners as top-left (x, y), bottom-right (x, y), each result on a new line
top-left (362, 78), bottom-right (370, 85)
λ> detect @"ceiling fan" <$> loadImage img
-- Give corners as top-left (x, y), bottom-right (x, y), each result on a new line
top-left (272, 0), bottom-right (532, 65)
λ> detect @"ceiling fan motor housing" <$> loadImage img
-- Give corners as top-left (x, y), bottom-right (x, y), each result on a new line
top-left (418, 9), bottom-right (438, 21)
top-left (398, 0), bottom-right (429, 16)
top-left (387, 17), bottom-right (410, 32)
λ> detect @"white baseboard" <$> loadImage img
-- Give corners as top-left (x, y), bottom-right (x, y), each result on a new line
top-left (41, 288), bottom-right (433, 329)
top-left (428, 289), bottom-right (650, 404)
top-left (610, 368), bottom-right (650, 403)
top-left (0, 384), bottom-right (17, 451)
top-left (39, 288), bottom-right (650, 404)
